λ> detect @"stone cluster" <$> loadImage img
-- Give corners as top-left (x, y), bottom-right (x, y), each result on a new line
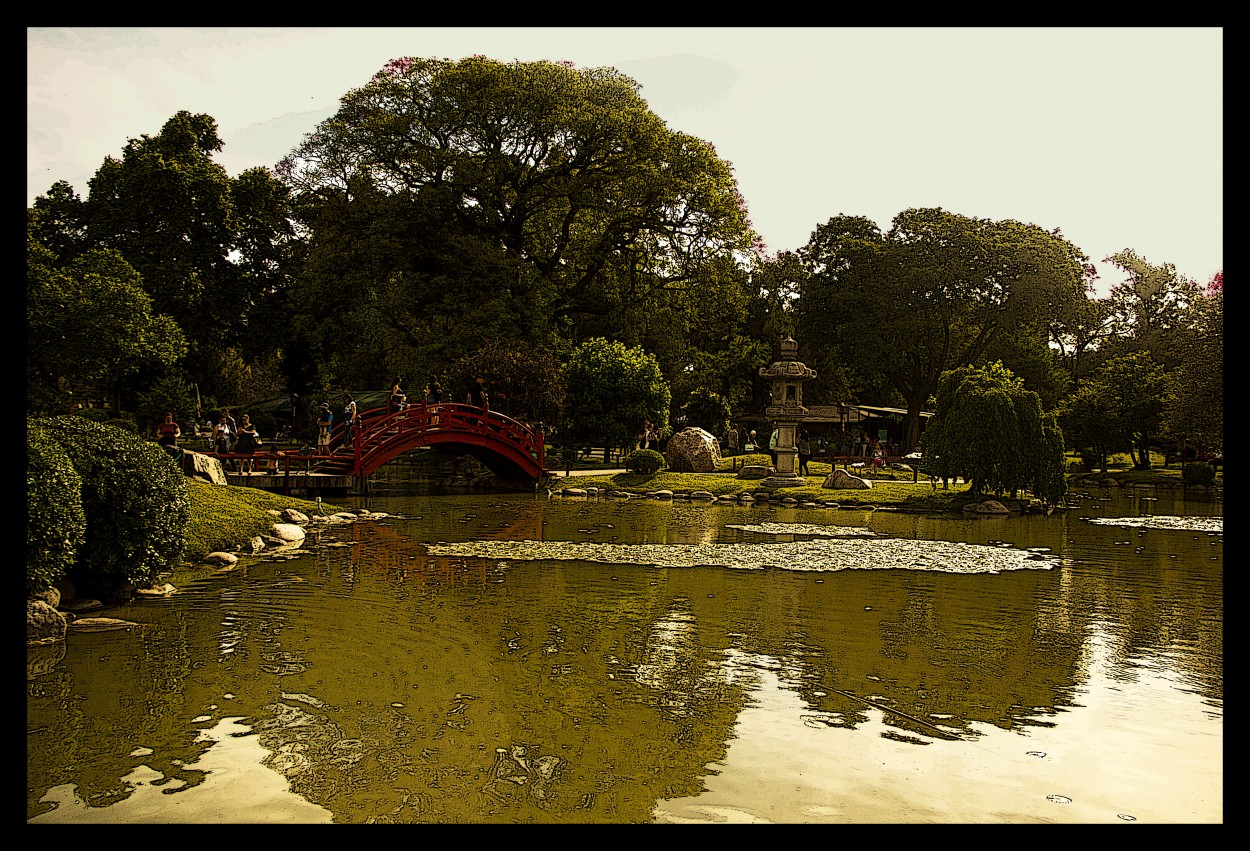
top-left (26, 506), bottom-right (386, 646)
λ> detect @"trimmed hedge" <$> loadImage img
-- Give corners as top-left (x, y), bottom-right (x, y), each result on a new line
top-left (26, 426), bottom-right (86, 595)
top-left (30, 416), bottom-right (190, 601)
top-left (624, 448), bottom-right (665, 475)
top-left (1181, 462), bottom-right (1216, 486)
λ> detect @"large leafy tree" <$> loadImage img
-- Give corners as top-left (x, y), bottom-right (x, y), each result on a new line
top-left (27, 180), bottom-right (90, 262)
top-left (442, 336), bottom-right (568, 428)
top-left (1047, 287), bottom-right (1115, 382)
top-left (73, 110), bottom-right (296, 406)
top-left (796, 210), bottom-right (1089, 452)
top-left (1054, 381), bottom-right (1121, 472)
top-left (279, 56), bottom-right (756, 381)
top-left (922, 361), bottom-right (1066, 504)
top-left (1099, 249), bottom-right (1202, 369)
top-left (564, 338), bottom-right (670, 459)
top-left (27, 234), bottom-right (186, 414)
top-left (1162, 272), bottom-right (1222, 455)
top-left (1058, 352), bottom-right (1168, 470)
top-left (287, 177), bottom-right (553, 393)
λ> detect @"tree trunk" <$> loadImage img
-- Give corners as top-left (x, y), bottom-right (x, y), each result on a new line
top-left (903, 393), bottom-right (928, 453)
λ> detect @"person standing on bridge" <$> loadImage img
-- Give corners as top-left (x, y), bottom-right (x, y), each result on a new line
top-left (466, 377), bottom-right (489, 428)
top-left (343, 393), bottom-right (359, 439)
top-left (316, 403), bottom-right (333, 454)
top-left (425, 378), bottom-right (443, 428)
top-left (467, 376), bottom-right (488, 409)
top-left (235, 414), bottom-right (261, 474)
top-left (388, 377), bottom-right (405, 415)
top-left (213, 414), bottom-right (235, 470)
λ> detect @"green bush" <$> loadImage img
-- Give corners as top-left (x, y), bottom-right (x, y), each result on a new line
top-left (1181, 462), bottom-right (1216, 486)
top-left (31, 416), bottom-right (190, 601)
top-left (624, 448), bottom-right (665, 475)
top-left (247, 410), bottom-right (279, 439)
top-left (26, 425), bottom-right (86, 595)
top-left (74, 407), bottom-right (111, 423)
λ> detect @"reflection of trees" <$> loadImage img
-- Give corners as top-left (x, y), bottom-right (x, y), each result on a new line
top-left (26, 624), bottom-right (215, 819)
top-left (1045, 523), bottom-right (1223, 704)
top-left (87, 551), bottom-right (750, 823)
top-left (665, 567), bottom-right (1089, 744)
top-left (27, 494), bottom-right (1222, 822)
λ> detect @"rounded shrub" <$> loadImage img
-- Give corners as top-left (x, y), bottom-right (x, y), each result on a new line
top-left (26, 424), bottom-right (86, 595)
top-left (1181, 461), bottom-right (1216, 486)
top-left (32, 416), bottom-right (190, 601)
top-left (624, 448), bottom-right (665, 475)
top-left (248, 410), bottom-right (278, 439)
top-left (74, 407), bottom-right (111, 423)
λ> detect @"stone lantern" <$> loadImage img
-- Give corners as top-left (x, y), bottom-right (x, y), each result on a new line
top-left (758, 336), bottom-right (817, 488)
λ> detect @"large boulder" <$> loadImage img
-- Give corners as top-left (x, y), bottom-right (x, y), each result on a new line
top-left (27, 599), bottom-right (67, 645)
top-left (822, 469), bottom-right (872, 490)
top-left (665, 427), bottom-right (722, 473)
top-left (271, 522), bottom-right (307, 544)
top-left (963, 499), bottom-right (1011, 514)
top-left (181, 450), bottom-right (227, 486)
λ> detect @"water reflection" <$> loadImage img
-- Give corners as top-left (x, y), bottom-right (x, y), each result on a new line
top-left (27, 489), bottom-right (1221, 823)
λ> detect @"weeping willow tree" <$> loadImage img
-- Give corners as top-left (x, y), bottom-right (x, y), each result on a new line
top-left (922, 361), bottom-right (1066, 504)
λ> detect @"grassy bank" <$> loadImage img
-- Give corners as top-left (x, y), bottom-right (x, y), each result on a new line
top-left (551, 451), bottom-right (1221, 511)
top-left (556, 453), bottom-right (977, 512)
top-left (182, 479), bottom-right (348, 561)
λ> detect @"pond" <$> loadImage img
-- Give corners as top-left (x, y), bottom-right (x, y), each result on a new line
top-left (26, 486), bottom-right (1222, 824)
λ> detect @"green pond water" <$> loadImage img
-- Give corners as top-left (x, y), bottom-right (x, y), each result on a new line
top-left (26, 486), bottom-right (1222, 823)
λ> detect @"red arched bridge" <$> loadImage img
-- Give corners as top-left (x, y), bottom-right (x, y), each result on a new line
top-left (213, 403), bottom-right (547, 485)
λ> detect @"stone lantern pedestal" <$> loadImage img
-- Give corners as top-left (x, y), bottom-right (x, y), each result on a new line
top-left (759, 337), bottom-right (816, 489)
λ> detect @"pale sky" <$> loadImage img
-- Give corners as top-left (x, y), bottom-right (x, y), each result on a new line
top-left (27, 27), bottom-right (1223, 293)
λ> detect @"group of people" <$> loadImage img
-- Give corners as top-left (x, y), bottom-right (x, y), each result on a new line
top-left (637, 421), bottom-right (666, 452)
top-left (386, 376), bottom-right (489, 415)
top-left (307, 376), bottom-right (494, 454)
top-left (178, 408), bottom-right (264, 473)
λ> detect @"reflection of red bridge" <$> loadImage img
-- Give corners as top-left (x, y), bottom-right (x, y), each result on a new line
top-left (315, 403), bottom-right (547, 482)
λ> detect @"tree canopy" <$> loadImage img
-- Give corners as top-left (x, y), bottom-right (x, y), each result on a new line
top-left (280, 56), bottom-right (755, 331)
top-left (28, 111), bottom-right (297, 421)
top-left (796, 209), bottom-right (1091, 451)
top-left (922, 361), bottom-right (1066, 504)
top-left (27, 231), bottom-right (186, 413)
top-left (563, 338), bottom-right (670, 455)
top-left (1162, 280), bottom-right (1222, 453)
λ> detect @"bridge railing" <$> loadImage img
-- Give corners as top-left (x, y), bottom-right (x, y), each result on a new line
top-left (336, 402), bottom-right (545, 476)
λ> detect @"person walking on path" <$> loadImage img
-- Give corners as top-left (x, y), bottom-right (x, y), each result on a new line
top-left (726, 425), bottom-right (739, 456)
top-left (769, 427), bottom-right (780, 465)
top-left (156, 413), bottom-right (181, 448)
top-left (316, 403), bottom-right (334, 454)
top-left (798, 431), bottom-right (812, 476)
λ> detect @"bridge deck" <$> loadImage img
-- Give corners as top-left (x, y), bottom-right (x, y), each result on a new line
top-left (204, 402), bottom-right (547, 490)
